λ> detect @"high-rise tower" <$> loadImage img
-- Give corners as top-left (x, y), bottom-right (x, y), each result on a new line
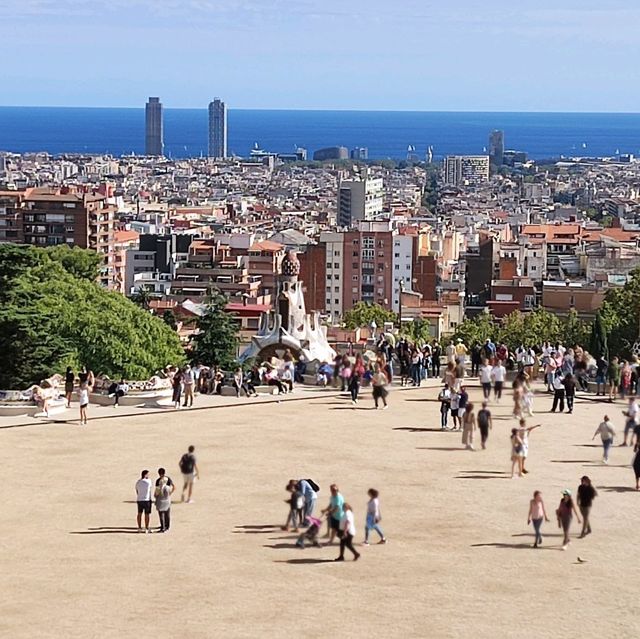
top-left (208, 98), bottom-right (227, 158)
top-left (488, 129), bottom-right (505, 167)
top-left (145, 97), bottom-right (163, 156)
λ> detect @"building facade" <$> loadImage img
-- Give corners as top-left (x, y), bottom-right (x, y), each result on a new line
top-left (488, 130), bottom-right (505, 167)
top-left (208, 98), bottom-right (227, 159)
top-left (337, 175), bottom-right (384, 227)
top-left (145, 97), bottom-right (164, 156)
top-left (444, 155), bottom-right (490, 186)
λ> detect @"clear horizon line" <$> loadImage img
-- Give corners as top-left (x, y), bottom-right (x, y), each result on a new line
top-left (1, 104), bottom-right (640, 116)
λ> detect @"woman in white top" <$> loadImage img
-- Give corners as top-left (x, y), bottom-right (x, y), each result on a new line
top-left (479, 359), bottom-right (493, 399)
top-left (78, 382), bottom-right (90, 425)
top-left (363, 488), bottom-right (386, 545)
top-left (335, 503), bottom-right (360, 562)
top-left (492, 361), bottom-right (506, 401)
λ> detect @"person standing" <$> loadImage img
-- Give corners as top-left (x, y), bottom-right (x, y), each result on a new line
top-left (182, 365), bottom-right (195, 407)
top-left (592, 415), bottom-right (616, 463)
top-left (78, 382), bottom-right (90, 425)
top-left (477, 401), bottom-right (493, 449)
top-left (349, 354), bottom-right (365, 405)
top-left (577, 476), bottom-right (597, 538)
top-left (371, 366), bottom-right (389, 410)
top-left (431, 341), bottom-right (442, 378)
top-left (556, 490), bottom-right (581, 550)
top-left (363, 488), bottom-right (386, 545)
top-left (449, 389), bottom-right (461, 430)
top-left (155, 468), bottom-right (175, 533)
top-left (298, 478), bottom-right (318, 519)
top-left (335, 503), bottom-right (360, 562)
top-left (64, 367), bottom-right (75, 408)
top-left (607, 356), bottom-right (620, 402)
top-left (492, 360), bottom-right (506, 402)
top-left (179, 445), bottom-right (200, 503)
top-left (322, 484), bottom-right (345, 544)
top-left (510, 428), bottom-right (524, 478)
top-left (527, 490), bottom-right (550, 548)
top-left (595, 356), bottom-right (608, 396)
top-left (438, 383), bottom-right (451, 430)
top-left (172, 367), bottom-right (183, 409)
top-left (135, 469), bottom-right (153, 534)
top-left (461, 403), bottom-right (476, 451)
top-left (518, 419), bottom-right (541, 475)
top-left (551, 373), bottom-right (566, 413)
top-left (470, 342), bottom-right (482, 377)
top-left (632, 421), bottom-right (640, 490)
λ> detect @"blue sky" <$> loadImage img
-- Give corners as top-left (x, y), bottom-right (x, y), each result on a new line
top-left (1, 0), bottom-right (638, 111)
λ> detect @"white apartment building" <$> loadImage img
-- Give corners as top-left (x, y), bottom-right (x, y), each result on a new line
top-left (444, 155), bottom-right (490, 186)
top-left (392, 234), bottom-right (414, 312)
top-left (320, 231), bottom-right (345, 320)
top-left (337, 174), bottom-right (384, 227)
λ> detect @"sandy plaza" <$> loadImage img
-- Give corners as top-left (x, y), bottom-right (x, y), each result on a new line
top-left (1, 379), bottom-right (638, 639)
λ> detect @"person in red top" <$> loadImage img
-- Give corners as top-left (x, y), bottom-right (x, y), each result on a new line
top-left (349, 354), bottom-right (366, 405)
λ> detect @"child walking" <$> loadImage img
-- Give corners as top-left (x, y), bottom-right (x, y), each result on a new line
top-left (363, 488), bottom-right (386, 545)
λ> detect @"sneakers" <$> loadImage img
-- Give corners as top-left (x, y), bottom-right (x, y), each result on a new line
top-left (378, 538), bottom-right (387, 544)
top-left (382, 405), bottom-right (389, 410)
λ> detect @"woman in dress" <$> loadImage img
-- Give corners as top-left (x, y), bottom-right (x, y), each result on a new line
top-left (527, 490), bottom-right (550, 548)
top-left (363, 488), bottom-right (386, 545)
top-left (556, 489), bottom-right (581, 549)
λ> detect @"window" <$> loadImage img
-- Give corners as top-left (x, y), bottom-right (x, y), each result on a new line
top-left (363, 237), bottom-right (374, 248)
top-left (395, 253), bottom-right (400, 258)
top-left (334, 286), bottom-right (340, 292)
top-left (353, 262), bottom-right (359, 269)
top-left (334, 262), bottom-right (339, 268)
top-left (353, 251), bottom-right (358, 257)
top-left (352, 275), bottom-right (358, 281)
top-left (530, 265), bottom-right (536, 271)
top-left (378, 251), bottom-right (384, 258)
top-left (406, 265), bottom-right (410, 270)
top-left (334, 298), bottom-right (339, 304)
top-left (65, 225), bottom-right (74, 233)
top-left (334, 250), bottom-right (340, 256)
top-left (395, 265), bottom-right (400, 270)
top-left (362, 249), bottom-right (374, 259)
top-left (326, 298), bottom-right (331, 305)
top-left (326, 275), bottom-right (332, 281)
top-left (326, 286), bottom-right (331, 292)
top-left (63, 202), bottom-right (76, 209)
top-left (334, 275), bottom-right (340, 280)
top-left (352, 287), bottom-right (358, 293)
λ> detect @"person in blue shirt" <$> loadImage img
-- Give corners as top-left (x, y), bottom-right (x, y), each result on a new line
top-left (322, 484), bottom-right (344, 544)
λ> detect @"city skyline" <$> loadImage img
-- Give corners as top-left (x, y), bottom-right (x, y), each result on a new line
top-left (1, 1), bottom-right (639, 112)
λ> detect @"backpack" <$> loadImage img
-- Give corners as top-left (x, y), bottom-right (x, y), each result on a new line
top-left (179, 453), bottom-right (195, 474)
top-left (306, 478), bottom-right (320, 493)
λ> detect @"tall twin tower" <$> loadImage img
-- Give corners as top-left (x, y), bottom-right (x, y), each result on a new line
top-left (144, 96), bottom-right (228, 158)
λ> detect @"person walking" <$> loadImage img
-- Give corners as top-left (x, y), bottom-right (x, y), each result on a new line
top-left (135, 469), bottom-right (153, 534)
top-left (556, 490), bottom-right (581, 550)
top-left (577, 476), bottom-right (597, 538)
top-left (563, 373), bottom-right (577, 414)
top-left (551, 373), bottom-right (566, 413)
top-left (492, 360), bottom-right (506, 402)
top-left (172, 367), bottom-right (183, 409)
top-left (335, 503), bottom-right (360, 562)
top-left (371, 365), bottom-right (389, 410)
top-left (322, 484), bottom-right (345, 544)
top-left (349, 354), bottom-right (365, 405)
top-left (527, 490), bottom-right (550, 548)
top-left (155, 468), bottom-right (175, 533)
top-left (363, 488), bottom-right (386, 545)
top-left (282, 480), bottom-right (304, 532)
top-left (461, 402), bottom-right (476, 451)
top-left (179, 445), bottom-right (199, 503)
top-left (182, 365), bottom-right (195, 407)
top-left (592, 415), bottom-right (616, 463)
top-left (78, 382), bottom-right (90, 425)
top-left (607, 356), bottom-right (620, 402)
top-left (477, 401), bottom-right (493, 449)
top-left (438, 383), bottom-right (451, 430)
top-left (621, 395), bottom-right (639, 446)
top-left (518, 419), bottom-right (541, 475)
top-left (595, 356), bottom-right (608, 396)
top-left (479, 359), bottom-right (492, 399)
top-left (64, 366), bottom-right (75, 408)
top-left (632, 421), bottom-right (640, 490)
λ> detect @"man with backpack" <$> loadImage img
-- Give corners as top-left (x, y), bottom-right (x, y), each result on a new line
top-left (179, 445), bottom-right (200, 503)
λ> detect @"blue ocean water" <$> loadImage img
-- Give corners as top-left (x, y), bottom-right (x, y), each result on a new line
top-left (1, 107), bottom-right (639, 160)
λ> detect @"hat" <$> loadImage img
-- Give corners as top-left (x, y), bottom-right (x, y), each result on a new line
top-left (562, 489), bottom-right (571, 496)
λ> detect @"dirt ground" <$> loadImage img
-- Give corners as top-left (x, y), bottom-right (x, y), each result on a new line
top-left (1, 380), bottom-right (638, 639)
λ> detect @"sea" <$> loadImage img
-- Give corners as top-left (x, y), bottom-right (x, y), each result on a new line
top-left (1, 107), bottom-right (640, 161)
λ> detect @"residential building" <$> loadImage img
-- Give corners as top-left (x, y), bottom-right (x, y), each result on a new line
top-left (208, 98), bottom-right (227, 159)
top-left (145, 97), bottom-right (163, 156)
top-left (313, 146), bottom-right (349, 161)
top-left (337, 173), bottom-right (384, 227)
top-left (320, 231), bottom-right (345, 320)
top-left (444, 155), bottom-right (490, 186)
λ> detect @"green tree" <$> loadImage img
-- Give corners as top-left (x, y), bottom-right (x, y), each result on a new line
top-left (590, 311), bottom-right (609, 360)
top-left (598, 269), bottom-right (640, 358)
top-left (130, 285), bottom-right (154, 310)
top-left (561, 309), bottom-right (591, 349)
top-left (0, 245), bottom-right (185, 388)
top-left (343, 302), bottom-right (397, 330)
top-left (452, 312), bottom-right (497, 346)
top-left (191, 292), bottom-right (239, 369)
top-left (498, 308), bottom-right (561, 350)
top-left (162, 309), bottom-right (178, 331)
top-left (45, 245), bottom-right (102, 281)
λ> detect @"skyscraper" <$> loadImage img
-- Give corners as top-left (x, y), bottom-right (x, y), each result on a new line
top-left (145, 97), bottom-right (163, 156)
top-left (488, 130), bottom-right (505, 167)
top-left (208, 98), bottom-right (227, 158)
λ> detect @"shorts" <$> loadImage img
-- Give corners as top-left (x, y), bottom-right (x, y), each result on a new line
top-left (330, 516), bottom-right (341, 532)
top-left (65, 382), bottom-right (74, 393)
top-left (182, 472), bottom-right (195, 486)
top-left (494, 381), bottom-right (503, 391)
top-left (450, 409), bottom-right (459, 417)
top-left (137, 500), bottom-right (152, 515)
top-left (595, 374), bottom-right (605, 384)
top-left (80, 403), bottom-right (88, 409)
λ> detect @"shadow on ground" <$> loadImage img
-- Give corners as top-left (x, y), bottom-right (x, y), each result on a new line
top-left (274, 558), bottom-right (335, 565)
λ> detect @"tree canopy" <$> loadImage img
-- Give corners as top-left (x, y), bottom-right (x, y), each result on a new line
top-left (598, 269), bottom-right (640, 358)
top-left (343, 302), bottom-right (397, 330)
top-left (0, 244), bottom-right (185, 388)
top-left (191, 291), bottom-right (239, 369)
